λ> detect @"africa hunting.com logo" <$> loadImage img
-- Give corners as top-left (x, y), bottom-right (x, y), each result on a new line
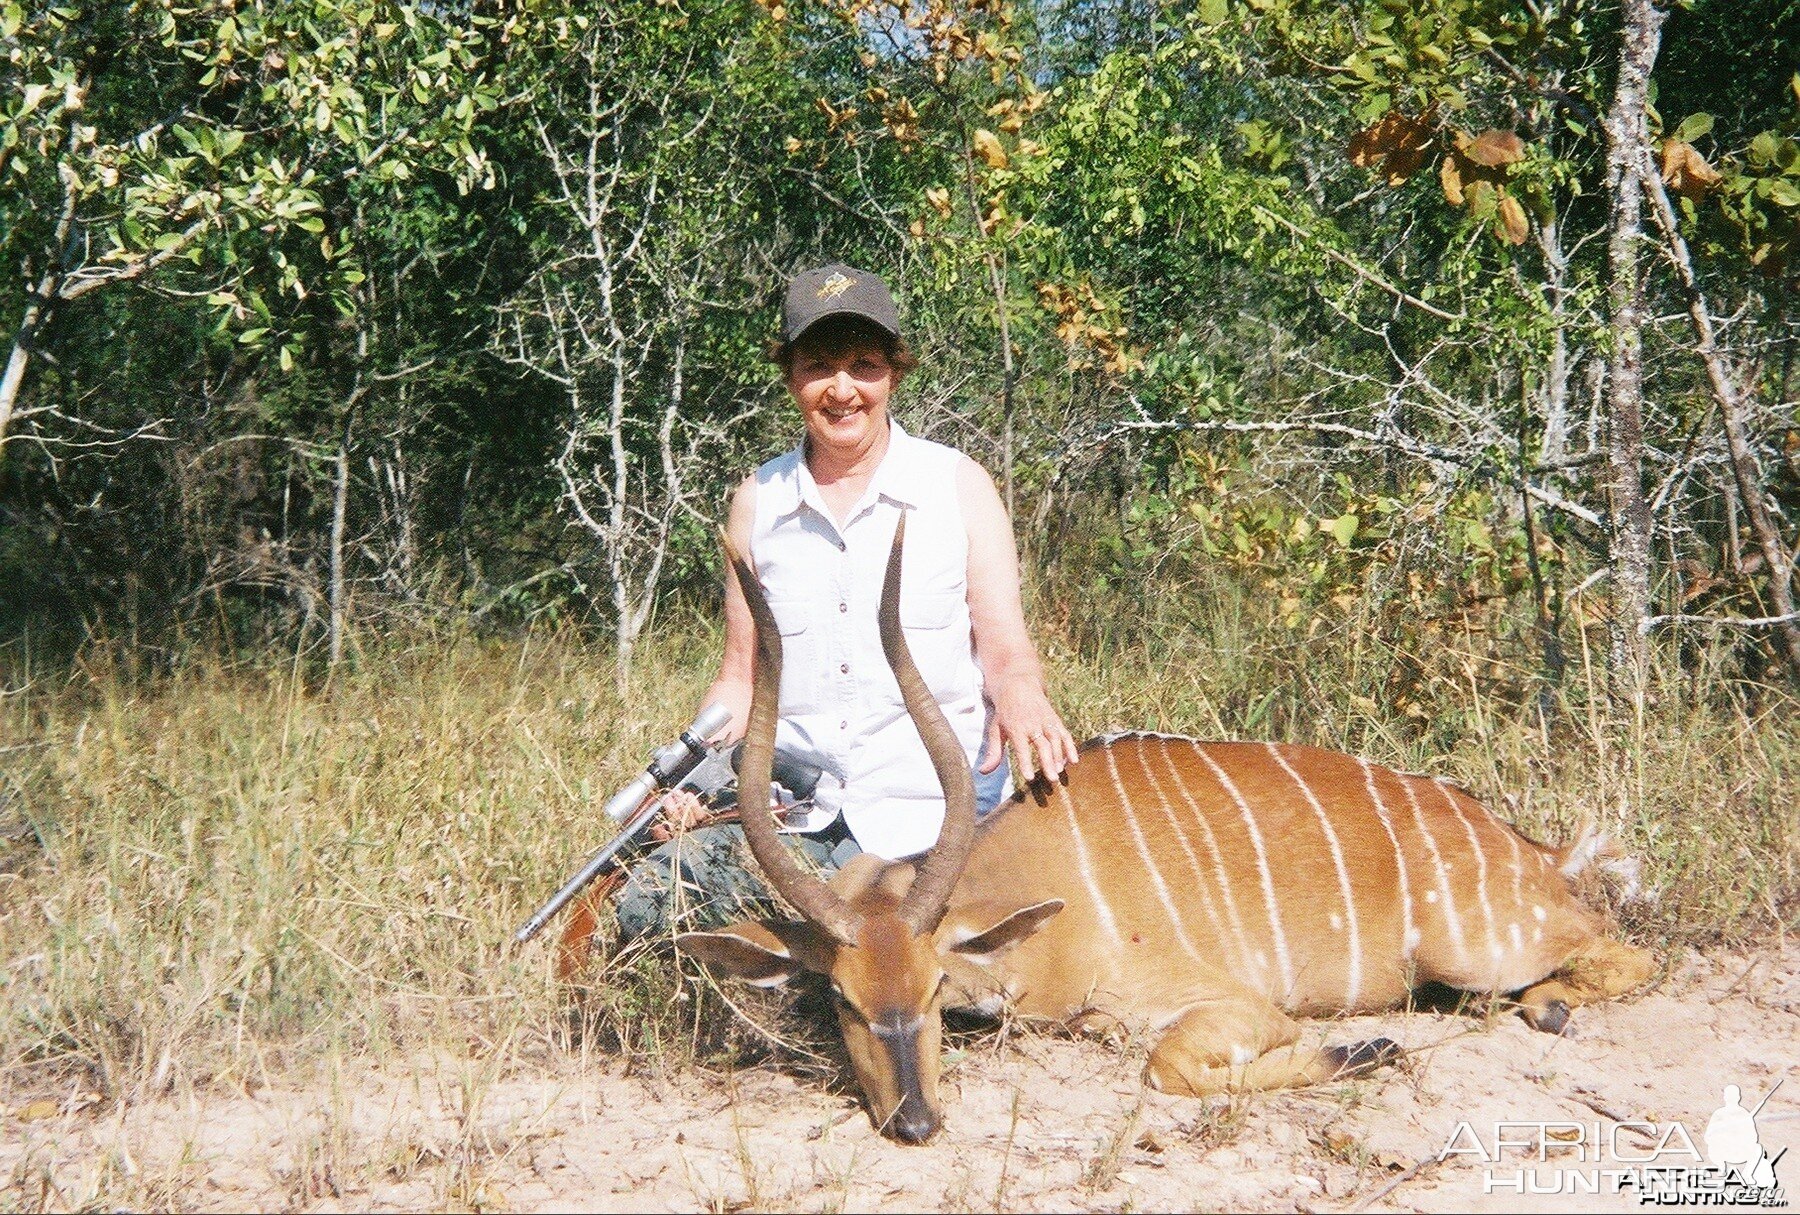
top-left (1438, 1082), bottom-right (1788, 1206)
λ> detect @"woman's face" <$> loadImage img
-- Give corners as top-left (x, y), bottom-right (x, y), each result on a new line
top-left (786, 339), bottom-right (894, 459)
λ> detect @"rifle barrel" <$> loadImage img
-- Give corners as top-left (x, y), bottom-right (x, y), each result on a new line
top-left (513, 798), bottom-right (658, 945)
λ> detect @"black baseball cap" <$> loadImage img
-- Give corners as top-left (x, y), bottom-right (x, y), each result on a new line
top-left (781, 262), bottom-right (903, 346)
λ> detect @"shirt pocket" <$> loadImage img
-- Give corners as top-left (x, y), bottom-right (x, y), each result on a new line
top-left (898, 591), bottom-right (969, 702)
top-left (765, 598), bottom-right (820, 714)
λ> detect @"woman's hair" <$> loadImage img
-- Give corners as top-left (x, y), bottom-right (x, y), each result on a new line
top-left (767, 314), bottom-right (917, 383)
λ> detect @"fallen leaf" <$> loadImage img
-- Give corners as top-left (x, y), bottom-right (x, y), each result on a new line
top-left (16, 1099), bottom-right (59, 1122)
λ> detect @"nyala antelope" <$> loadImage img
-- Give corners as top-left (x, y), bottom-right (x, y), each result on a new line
top-left (678, 521), bottom-right (1657, 1143)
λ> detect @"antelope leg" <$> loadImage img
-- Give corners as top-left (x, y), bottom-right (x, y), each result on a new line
top-left (1145, 988), bottom-right (1399, 1096)
top-left (1516, 937), bottom-right (1657, 1034)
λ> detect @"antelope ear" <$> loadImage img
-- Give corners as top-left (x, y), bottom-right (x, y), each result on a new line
top-left (939, 899), bottom-right (1065, 962)
top-left (677, 921), bottom-right (834, 986)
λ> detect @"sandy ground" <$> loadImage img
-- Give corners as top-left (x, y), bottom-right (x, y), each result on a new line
top-left (5, 942), bottom-right (1797, 1214)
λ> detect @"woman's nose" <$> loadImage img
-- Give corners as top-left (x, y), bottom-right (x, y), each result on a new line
top-left (829, 369), bottom-right (855, 400)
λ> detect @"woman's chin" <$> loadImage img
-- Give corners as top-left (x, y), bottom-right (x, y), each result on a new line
top-left (810, 410), bottom-right (881, 450)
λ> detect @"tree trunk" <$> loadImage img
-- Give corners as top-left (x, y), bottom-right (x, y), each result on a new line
top-left (0, 289), bottom-right (52, 456)
top-left (328, 407), bottom-right (355, 669)
top-left (1639, 152), bottom-right (1800, 679)
top-left (984, 247), bottom-right (1017, 519)
top-left (1601, 0), bottom-right (1666, 702)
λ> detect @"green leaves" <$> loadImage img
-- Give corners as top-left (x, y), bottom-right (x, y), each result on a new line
top-left (1324, 513), bottom-right (1360, 547)
top-left (1673, 112), bottom-right (1714, 144)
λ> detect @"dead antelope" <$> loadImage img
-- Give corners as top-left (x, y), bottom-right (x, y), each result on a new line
top-left (679, 521), bottom-right (1656, 1142)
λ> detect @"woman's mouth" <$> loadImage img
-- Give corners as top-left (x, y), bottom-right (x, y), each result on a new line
top-left (823, 405), bottom-right (860, 421)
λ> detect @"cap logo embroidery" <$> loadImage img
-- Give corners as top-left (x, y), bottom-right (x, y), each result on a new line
top-left (816, 272), bottom-right (855, 299)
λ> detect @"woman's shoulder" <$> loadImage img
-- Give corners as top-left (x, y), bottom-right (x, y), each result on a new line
top-left (894, 425), bottom-right (982, 477)
top-left (753, 444), bottom-right (805, 484)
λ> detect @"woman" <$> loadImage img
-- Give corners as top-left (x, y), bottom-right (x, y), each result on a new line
top-left (616, 262), bottom-right (1076, 935)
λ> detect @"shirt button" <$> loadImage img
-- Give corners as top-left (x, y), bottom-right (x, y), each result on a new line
top-left (836, 540), bottom-right (846, 552)
top-left (838, 602), bottom-right (847, 613)
top-left (840, 663), bottom-right (849, 674)
top-left (839, 720), bottom-right (848, 730)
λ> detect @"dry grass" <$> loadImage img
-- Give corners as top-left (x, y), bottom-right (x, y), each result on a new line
top-left (0, 578), bottom-right (1795, 1208)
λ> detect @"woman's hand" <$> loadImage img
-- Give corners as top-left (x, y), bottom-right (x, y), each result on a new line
top-left (983, 675), bottom-right (1080, 786)
top-left (649, 788), bottom-right (711, 842)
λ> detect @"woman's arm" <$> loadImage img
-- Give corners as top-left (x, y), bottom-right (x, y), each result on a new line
top-left (958, 456), bottom-right (1079, 784)
top-left (656, 475), bottom-right (756, 838)
top-left (696, 473), bottom-right (758, 741)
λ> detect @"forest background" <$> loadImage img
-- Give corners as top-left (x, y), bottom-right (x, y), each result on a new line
top-left (2, 4), bottom-right (1799, 1202)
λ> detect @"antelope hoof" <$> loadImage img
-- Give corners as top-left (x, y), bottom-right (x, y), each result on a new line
top-left (1325, 1037), bottom-right (1402, 1079)
top-left (1522, 998), bottom-right (1571, 1036)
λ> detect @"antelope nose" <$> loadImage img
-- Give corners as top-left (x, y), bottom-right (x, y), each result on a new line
top-left (891, 1098), bottom-right (940, 1144)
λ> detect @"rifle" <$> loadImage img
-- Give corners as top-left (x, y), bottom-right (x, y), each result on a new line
top-left (512, 704), bottom-right (822, 945)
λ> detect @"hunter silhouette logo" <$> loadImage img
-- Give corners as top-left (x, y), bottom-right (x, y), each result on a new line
top-left (1707, 1083), bottom-right (1783, 1191)
top-left (815, 271), bottom-right (855, 299)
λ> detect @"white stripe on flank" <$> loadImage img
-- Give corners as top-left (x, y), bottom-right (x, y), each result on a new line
top-left (1358, 756), bottom-right (1417, 962)
top-left (1398, 775), bottom-right (1469, 968)
top-left (1434, 780), bottom-right (1500, 982)
top-left (1129, 741), bottom-right (1233, 953)
top-left (1103, 745), bottom-right (1205, 965)
top-left (1190, 742), bottom-right (1294, 1000)
top-left (1500, 816), bottom-right (1526, 917)
top-left (1054, 777), bottom-right (1124, 950)
top-left (1268, 744), bottom-right (1363, 1008)
top-left (1156, 742), bottom-right (1258, 977)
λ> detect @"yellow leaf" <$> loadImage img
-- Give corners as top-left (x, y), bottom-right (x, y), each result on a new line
top-left (924, 185), bottom-right (953, 218)
top-left (972, 128), bottom-right (1008, 169)
top-left (1496, 193), bottom-right (1529, 244)
top-left (1440, 154), bottom-right (1464, 205)
top-left (1661, 139), bottom-right (1719, 202)
top-left (16, 1099), bottom-right (59, 1122)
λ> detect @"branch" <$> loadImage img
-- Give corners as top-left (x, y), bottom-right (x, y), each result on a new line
top-left (58, 218), bottom-right (209, 302)
top-left (1093, 412), bottom-right (1606, 528)
top-left (1251, 205), bottom-right (1467, 323)
top-left (1641, 610), bottom-right (1800, 635)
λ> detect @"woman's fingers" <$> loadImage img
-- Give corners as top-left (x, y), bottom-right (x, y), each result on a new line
top-left (1017, 718), bottom-right (1079, 785)
top-left (656, 788), bottom-right (709, 835)
top-left (979, 714), bottom-right (1005, 774)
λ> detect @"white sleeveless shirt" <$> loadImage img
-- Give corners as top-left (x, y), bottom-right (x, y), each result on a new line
top-left (749, 421), bottom-right (986, 859)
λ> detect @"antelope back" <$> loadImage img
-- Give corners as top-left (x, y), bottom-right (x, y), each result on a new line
top-left (953, 734), bottom-right (1603, 1020)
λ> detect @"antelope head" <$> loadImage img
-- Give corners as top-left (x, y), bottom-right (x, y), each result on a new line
top-left (678, 516), bottom-right (1062, 1143)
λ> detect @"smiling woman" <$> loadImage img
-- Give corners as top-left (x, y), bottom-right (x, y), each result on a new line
top-left (612, 262), bottom-right (1077, 939)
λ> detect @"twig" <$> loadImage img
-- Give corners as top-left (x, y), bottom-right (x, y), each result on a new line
top-left (1641, 611), bottom-right (1800, 635)
top-left (1712, 954), bottom-right (1765, 1004)
top-left (1565, 1088), bottom-right (1658, 1147)
top-left (1253, 206), bottom-right (1467, 323)
top-left (1338, 1154), bottom-right (1434, 1213)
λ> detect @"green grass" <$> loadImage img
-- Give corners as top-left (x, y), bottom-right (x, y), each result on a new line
top-left (0, 575), bottom-right (1795, 1122)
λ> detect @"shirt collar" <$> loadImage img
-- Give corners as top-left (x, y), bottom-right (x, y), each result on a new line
top-left (792, 418), bottom-right (920, 526)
